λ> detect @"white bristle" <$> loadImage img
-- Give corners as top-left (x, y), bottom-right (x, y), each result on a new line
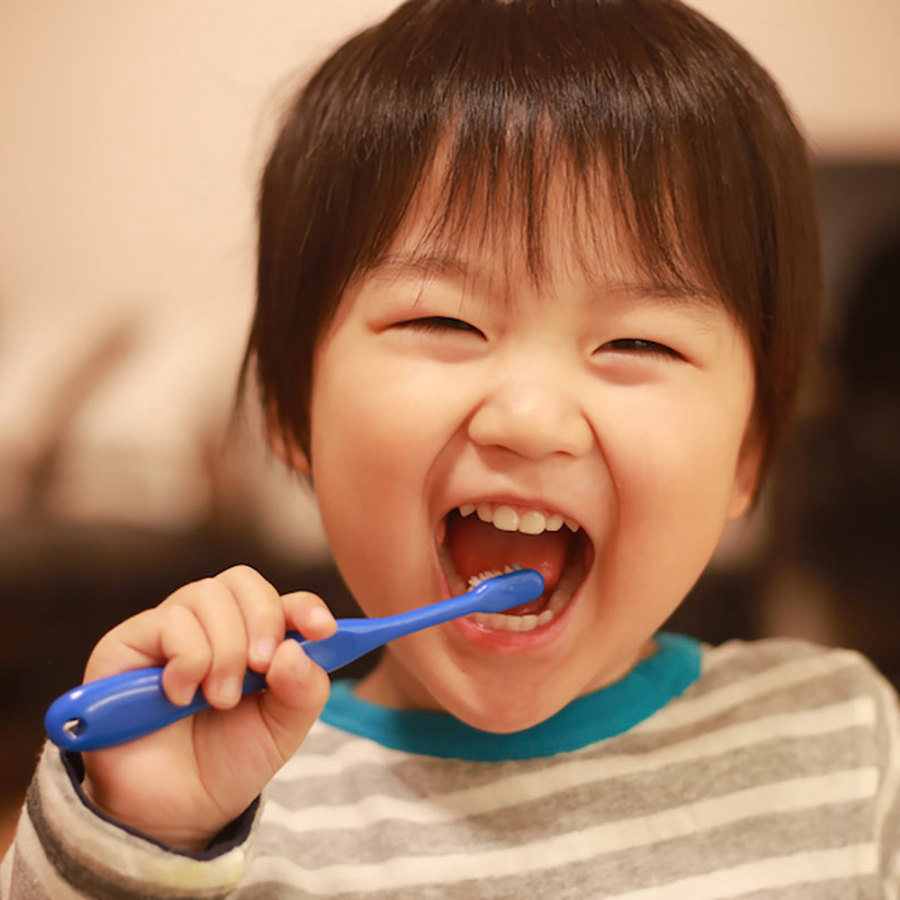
top-left (467, 564), bottom-right (522, 588)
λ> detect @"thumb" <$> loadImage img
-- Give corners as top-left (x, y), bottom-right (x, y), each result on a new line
top-left (258, 638), bottom-right (331, 761)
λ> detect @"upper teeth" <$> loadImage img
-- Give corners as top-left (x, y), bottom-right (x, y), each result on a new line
top-left (459, 503), bottom-right (579, 535)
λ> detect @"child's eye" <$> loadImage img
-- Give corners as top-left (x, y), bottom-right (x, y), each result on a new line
top-left (599, 338), bottom-right (682, 359)
top-left (396, 316), bottom-right (485, 337)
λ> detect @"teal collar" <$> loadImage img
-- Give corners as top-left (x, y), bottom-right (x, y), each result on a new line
top-left (320, 632), bottom-right (701, 761)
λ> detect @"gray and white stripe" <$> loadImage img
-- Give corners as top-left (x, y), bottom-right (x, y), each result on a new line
top-left (3, 638), bottom-right (897, 899)
top-left (234, 639), bottom-right (897, 898)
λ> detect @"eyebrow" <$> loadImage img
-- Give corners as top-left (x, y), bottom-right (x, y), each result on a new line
top-left (599, 279), bottom-right (720, 309)
top-left (366, 251), bottom-right (720, 310)
top-left (365, 252), bottom-right (478, 284)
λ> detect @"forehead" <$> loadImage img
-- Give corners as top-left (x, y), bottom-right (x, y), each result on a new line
top-left (362, 159), bottom-right (721, 311)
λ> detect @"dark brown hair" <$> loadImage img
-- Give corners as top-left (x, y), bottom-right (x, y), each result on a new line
top-left (243, 0), bottom-right (822, 484)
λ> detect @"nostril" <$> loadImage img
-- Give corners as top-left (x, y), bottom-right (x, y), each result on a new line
top-left (467, 398), bottom-right (592, 459)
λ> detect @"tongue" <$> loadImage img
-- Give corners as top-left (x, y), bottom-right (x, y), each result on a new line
top-left (445, 513), bottom-right (570, 613)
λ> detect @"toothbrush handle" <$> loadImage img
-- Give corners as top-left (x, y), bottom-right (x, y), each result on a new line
top-left (42, 628), bottom-right (398, 752)
top-left (44, 631), bottom-right (334, 751)
top-left (44, 623), bottom-right (420, 752)
top-left (44, 666), bottom-right (269, 752)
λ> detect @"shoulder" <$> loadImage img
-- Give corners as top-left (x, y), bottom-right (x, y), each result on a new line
top-left (637, 636), bottom-right (897, 755)
top-left (689, 637), bottom-right (899, 764)
top-left (700, 636), bottom-right (893, 705)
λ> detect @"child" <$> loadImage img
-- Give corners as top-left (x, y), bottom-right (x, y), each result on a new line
top-left (4, 0), bottom-right (898, 896)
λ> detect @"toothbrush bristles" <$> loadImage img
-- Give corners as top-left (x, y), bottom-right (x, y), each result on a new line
top-left (467, 564), bottom-right (522, 589)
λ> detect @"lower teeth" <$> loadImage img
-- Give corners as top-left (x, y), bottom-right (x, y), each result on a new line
top-left (470, 608), bottom-right (555, 633)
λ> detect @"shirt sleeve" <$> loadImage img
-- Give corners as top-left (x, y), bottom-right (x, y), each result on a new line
top-left (873, 666), bottom-right (900, 895)
top-left (0, 743), bottom-right (259, 899)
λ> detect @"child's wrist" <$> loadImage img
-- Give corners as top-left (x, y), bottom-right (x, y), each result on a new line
top-left (80, 772), bottom-right (222, 854)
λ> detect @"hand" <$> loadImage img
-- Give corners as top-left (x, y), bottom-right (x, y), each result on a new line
top-left (79, 565), bottom-right (336, 851)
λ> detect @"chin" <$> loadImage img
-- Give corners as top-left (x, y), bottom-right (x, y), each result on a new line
top-left (452, 704), bottom-right (550, 734)
top-left (436, 675), bottom-right (568, 734)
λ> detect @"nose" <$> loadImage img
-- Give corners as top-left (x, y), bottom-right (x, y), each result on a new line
top-left (467, 363), bottom-right (594, 460)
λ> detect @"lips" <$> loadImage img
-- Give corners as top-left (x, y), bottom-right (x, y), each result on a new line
top-left (438, 500), bottom-right (590, 634)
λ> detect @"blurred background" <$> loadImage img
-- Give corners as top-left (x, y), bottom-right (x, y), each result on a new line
top-left (2, 0), bottom-right (899, 853)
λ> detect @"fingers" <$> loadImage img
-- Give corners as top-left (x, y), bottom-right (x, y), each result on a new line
top-left (85, 565), bottom-right (337, 714)
top-left (157, 574), bottom-right (248, 709)
top-left (216, 566), bottom-right (287, 672)
top-left (85, 603), bottom-right (210, 693)
top-left (259, 633), bottom-right (332, 760)
top-left (253, 589), bottom-right (337, 757)
top-left (158, 602), bottom-right (219, 707)
top-left (282, 589), bottom-right (339, 642)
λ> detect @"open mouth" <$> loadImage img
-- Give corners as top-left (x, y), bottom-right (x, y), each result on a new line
top-left (438, 502), bottom-right (590, 634)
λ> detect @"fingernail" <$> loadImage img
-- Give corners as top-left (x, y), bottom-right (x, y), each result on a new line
top-left (307, 608), bottom-right (332, 628)
top-left (255, 637), bottom-right (277, 663)
top-left (174, 685), bottom-right (197, 707)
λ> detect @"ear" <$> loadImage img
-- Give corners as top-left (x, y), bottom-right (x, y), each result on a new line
top-left (727, 428), bottom-right (763, 521)
top-left (266, 413), bottom-right (310, 476)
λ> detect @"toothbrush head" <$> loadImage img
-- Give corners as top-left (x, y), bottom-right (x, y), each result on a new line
top-left (469, 569), bottom-right (545, 613)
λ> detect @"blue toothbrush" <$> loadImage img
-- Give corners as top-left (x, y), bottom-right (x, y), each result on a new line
top-left (45, 569), bottom-right (544, 752)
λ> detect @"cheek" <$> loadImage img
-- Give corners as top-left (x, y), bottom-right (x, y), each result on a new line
top-left (598, 383), bottom-right (752, 531)
top-left (593, 416), bottom-right (746, 616)
top-left (309, 342), bottom-right (464, 548)
top-left (314, 335), bottom-right (480, 484)
top-left (313, 346), bottom-right (415, 459)
top-left (309, 370), bottom-right (419, 604)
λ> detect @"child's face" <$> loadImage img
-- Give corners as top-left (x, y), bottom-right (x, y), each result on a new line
top-left (307, 186), bottom-right (758, 732)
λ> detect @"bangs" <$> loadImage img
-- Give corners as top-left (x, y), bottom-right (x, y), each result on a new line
top-left (320, 0), bottom-right (784, 309)
top-left (393, 118), bottom-right (713, 302)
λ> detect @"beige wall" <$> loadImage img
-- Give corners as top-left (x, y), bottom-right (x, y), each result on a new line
top-left (692, 0), bottom-right (900, 159)
top-left (0, 0), bottom-right (397, 322)
top-left (2, 0), bottom-right (897, 310)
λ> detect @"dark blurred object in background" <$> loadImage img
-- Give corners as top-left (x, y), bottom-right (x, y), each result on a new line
top-left (767, 177), bottom-right (900, 687)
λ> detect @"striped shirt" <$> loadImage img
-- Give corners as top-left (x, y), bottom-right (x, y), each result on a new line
top-left (3, 635), bottom-right (899, 898)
